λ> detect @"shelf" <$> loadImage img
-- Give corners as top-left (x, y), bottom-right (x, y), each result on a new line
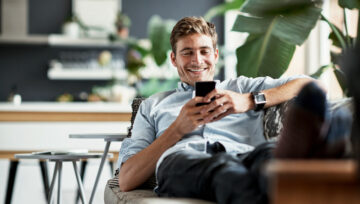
top-left (47, 67), bottom-right (128, 80)
top-left (0, 35), bottom-right (48, 45)
top-left (48, 35), bottom-right (125, 47)
top-left (0, 34), bottom-right (125, 47)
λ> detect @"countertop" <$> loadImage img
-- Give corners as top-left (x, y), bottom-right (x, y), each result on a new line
top-left (0, 102), bottom-right (131, 113)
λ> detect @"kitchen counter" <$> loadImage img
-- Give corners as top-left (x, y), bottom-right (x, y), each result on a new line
top-left (0, 102), bottom-right (132, 121)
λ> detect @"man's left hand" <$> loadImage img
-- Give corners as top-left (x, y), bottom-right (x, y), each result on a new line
top-left (201, 89), bottom-right (253, 123)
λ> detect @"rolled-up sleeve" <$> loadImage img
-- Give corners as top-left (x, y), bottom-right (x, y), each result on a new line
top-left (237, 75), bottom-right (310, 93)
top-left (117, 99), bottom-right (156, 169)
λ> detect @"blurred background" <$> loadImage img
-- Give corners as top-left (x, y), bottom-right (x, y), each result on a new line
top-left (0, 0), bottom-right (356, 103)
top-left (0, 0), bottom-right (224, 103)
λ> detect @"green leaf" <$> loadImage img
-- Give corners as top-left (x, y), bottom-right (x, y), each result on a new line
top-left (148, 15), bottom-right (176, 66)
top-left (240, 0), bottom-right (322, 17)
top-left (232, 6), bottom-right (322, 45)
top-left (330, 51), bottom-right (342, 65)
top-left (232, 15), bottom-right (272, 34)
top-left (310, 64), bottom-right (331, 79)
top-left (328, 26), bottom-right (348, 49)
top-left (236, 34), bottom-right (295, 78)
top-left (204, 0), bottom-right (246, 21)
top-left (333, 68), bottom-right (349, 96)
top-left (339, 0), bottom-right (360, 9)
top-left (321, 14), bottom-right (347, 49)
top-left (272, 7), bottom-right (322, 45)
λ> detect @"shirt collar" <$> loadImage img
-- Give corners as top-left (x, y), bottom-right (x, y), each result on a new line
top-left (176, 80), bottom-right (220, 92)
top-left (177, 81), bottom-right (194, 92)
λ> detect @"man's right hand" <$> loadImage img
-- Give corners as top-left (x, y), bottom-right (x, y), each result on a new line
top-left (171, 97), bottom-right (208, 137)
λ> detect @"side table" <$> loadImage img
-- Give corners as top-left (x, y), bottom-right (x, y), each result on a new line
top-left (15, 153), bottom-right (103, 204)
top-left (69, 133), bottom-right (127, 204)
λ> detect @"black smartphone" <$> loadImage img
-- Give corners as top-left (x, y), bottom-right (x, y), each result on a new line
top-left (195, 81), bottom-right (216, 106)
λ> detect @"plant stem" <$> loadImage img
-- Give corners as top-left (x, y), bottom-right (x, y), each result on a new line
top-left (343, 9), bottom-right (351, 47)
top-left (321, 14), bottom-right (347, 49)
top-left (357, 10), bottom-right (360, 44)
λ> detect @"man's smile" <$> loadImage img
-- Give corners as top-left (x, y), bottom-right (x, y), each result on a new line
top-left (187, 68), bottom-right (207, 73)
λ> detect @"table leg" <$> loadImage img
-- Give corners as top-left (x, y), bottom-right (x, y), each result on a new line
top-left (73, 161), bottom-right (87, 204)
top-left (39, 160), bottom-right (50, 202)
top-left (57, 162), bottom-right (62, 204)
top-left (89, 141), bottom-right (111, 204)
top-left (48, 161), bottom-right (59, 204)
top-left (5, 160), bottom-right (19, 204)
top-left (75, 160), bottom-right (88, 204)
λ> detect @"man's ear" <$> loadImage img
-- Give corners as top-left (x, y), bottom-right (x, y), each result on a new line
top-left (214, 48), bottom-right (219, 63)
top-left (170, 52), bottom-right (177, 67)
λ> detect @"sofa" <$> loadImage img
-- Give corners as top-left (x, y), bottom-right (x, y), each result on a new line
top-left (104, 97), bottom-right (353, 204)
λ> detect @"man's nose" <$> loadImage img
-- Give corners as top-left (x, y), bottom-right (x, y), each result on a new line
top-left (192, 52), bottom-right (203, 64)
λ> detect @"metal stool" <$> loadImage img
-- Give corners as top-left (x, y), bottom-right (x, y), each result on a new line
top-left (15, 153), bottom-right (106, 204)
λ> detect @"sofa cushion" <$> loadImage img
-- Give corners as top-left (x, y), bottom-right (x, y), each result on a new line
top-left (127, 97), bottom-right (146, 138)
top-left (111, 169), bottom-right (157, 190)
top-left (105, 180), bottom-right (215, 204)
top-left (105, 182), bottom-right (156, 204)
top-left (263, 97), bottom-right (353, 141)
top-left (263, 100), bottom-right (292, 141)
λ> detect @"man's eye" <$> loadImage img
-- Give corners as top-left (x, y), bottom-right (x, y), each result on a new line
top-left (182, 52), bottom-right (192, 56)
top-left (201, 50), bottom-right (210, 55)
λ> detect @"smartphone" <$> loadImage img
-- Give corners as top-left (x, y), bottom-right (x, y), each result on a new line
top-left (195, 81), bottom-right (216, 106)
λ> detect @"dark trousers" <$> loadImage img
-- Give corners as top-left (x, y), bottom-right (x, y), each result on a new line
top-left (156, 142), bottom-right (275, 204)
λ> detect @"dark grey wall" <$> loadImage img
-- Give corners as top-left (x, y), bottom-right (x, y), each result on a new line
top-left (0, 0), bottom-right (224, 101)
top-left (122, 0), bottom-right (224, 44)
top-left (28, 0), bottom-right (72, 34)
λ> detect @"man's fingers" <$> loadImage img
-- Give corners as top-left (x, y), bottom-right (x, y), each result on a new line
top-left (204, 103), bottom-right (232, 122)
top-left (189, 96), bottom-right (206, 106)
top-left (201, 97), bottom-right (228, 114)
top-left (204, 89), bottom-right (224, 102)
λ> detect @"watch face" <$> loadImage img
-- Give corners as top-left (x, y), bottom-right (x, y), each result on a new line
top-left (254, 93), bottom-right (266, 104)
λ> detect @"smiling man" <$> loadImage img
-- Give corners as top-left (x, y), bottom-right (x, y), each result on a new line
top-left (117, 17), bottom-right (319, 204)
top-left (171, 32), bottom-right (218, 85)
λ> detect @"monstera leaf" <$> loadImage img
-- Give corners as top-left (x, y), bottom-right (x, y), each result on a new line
top-left (236, 34), bottom-right (295, 78)
top-left (148, 15), bottom-right (176, 66)
top-left (339, 0), bottom-right (360, 9)
top-left (232, 0), bottom-right (322, 77)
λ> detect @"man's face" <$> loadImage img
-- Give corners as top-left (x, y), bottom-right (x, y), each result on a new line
top-left (171, 33), bottom-right (219, 87)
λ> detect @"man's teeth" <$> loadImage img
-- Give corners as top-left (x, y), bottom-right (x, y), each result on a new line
top-left (188, 68), bottom-right (205, 72)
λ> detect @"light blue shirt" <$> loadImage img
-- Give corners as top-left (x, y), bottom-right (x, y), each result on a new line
top-left (117, 75), bottom-right (307, 172)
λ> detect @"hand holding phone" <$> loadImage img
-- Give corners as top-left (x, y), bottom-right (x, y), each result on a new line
top-left (195, 81), bottom-right (216, 106)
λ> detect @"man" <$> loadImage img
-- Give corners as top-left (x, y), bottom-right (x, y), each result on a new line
top-left (117, 16), bottom-right (329, 203)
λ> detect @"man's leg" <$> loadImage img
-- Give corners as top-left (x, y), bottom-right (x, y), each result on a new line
top-left (212, 142), bottom-right (275, 204)
top-left (156, 150), bottom-right (218, 201)
top-left (156, 143), bottom-right (274, 204)
top-left (275, 81), bottom-right (351, 158)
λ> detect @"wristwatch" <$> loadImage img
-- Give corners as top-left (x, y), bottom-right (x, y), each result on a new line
top-left (251, 92), bottom-right (266, 111)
